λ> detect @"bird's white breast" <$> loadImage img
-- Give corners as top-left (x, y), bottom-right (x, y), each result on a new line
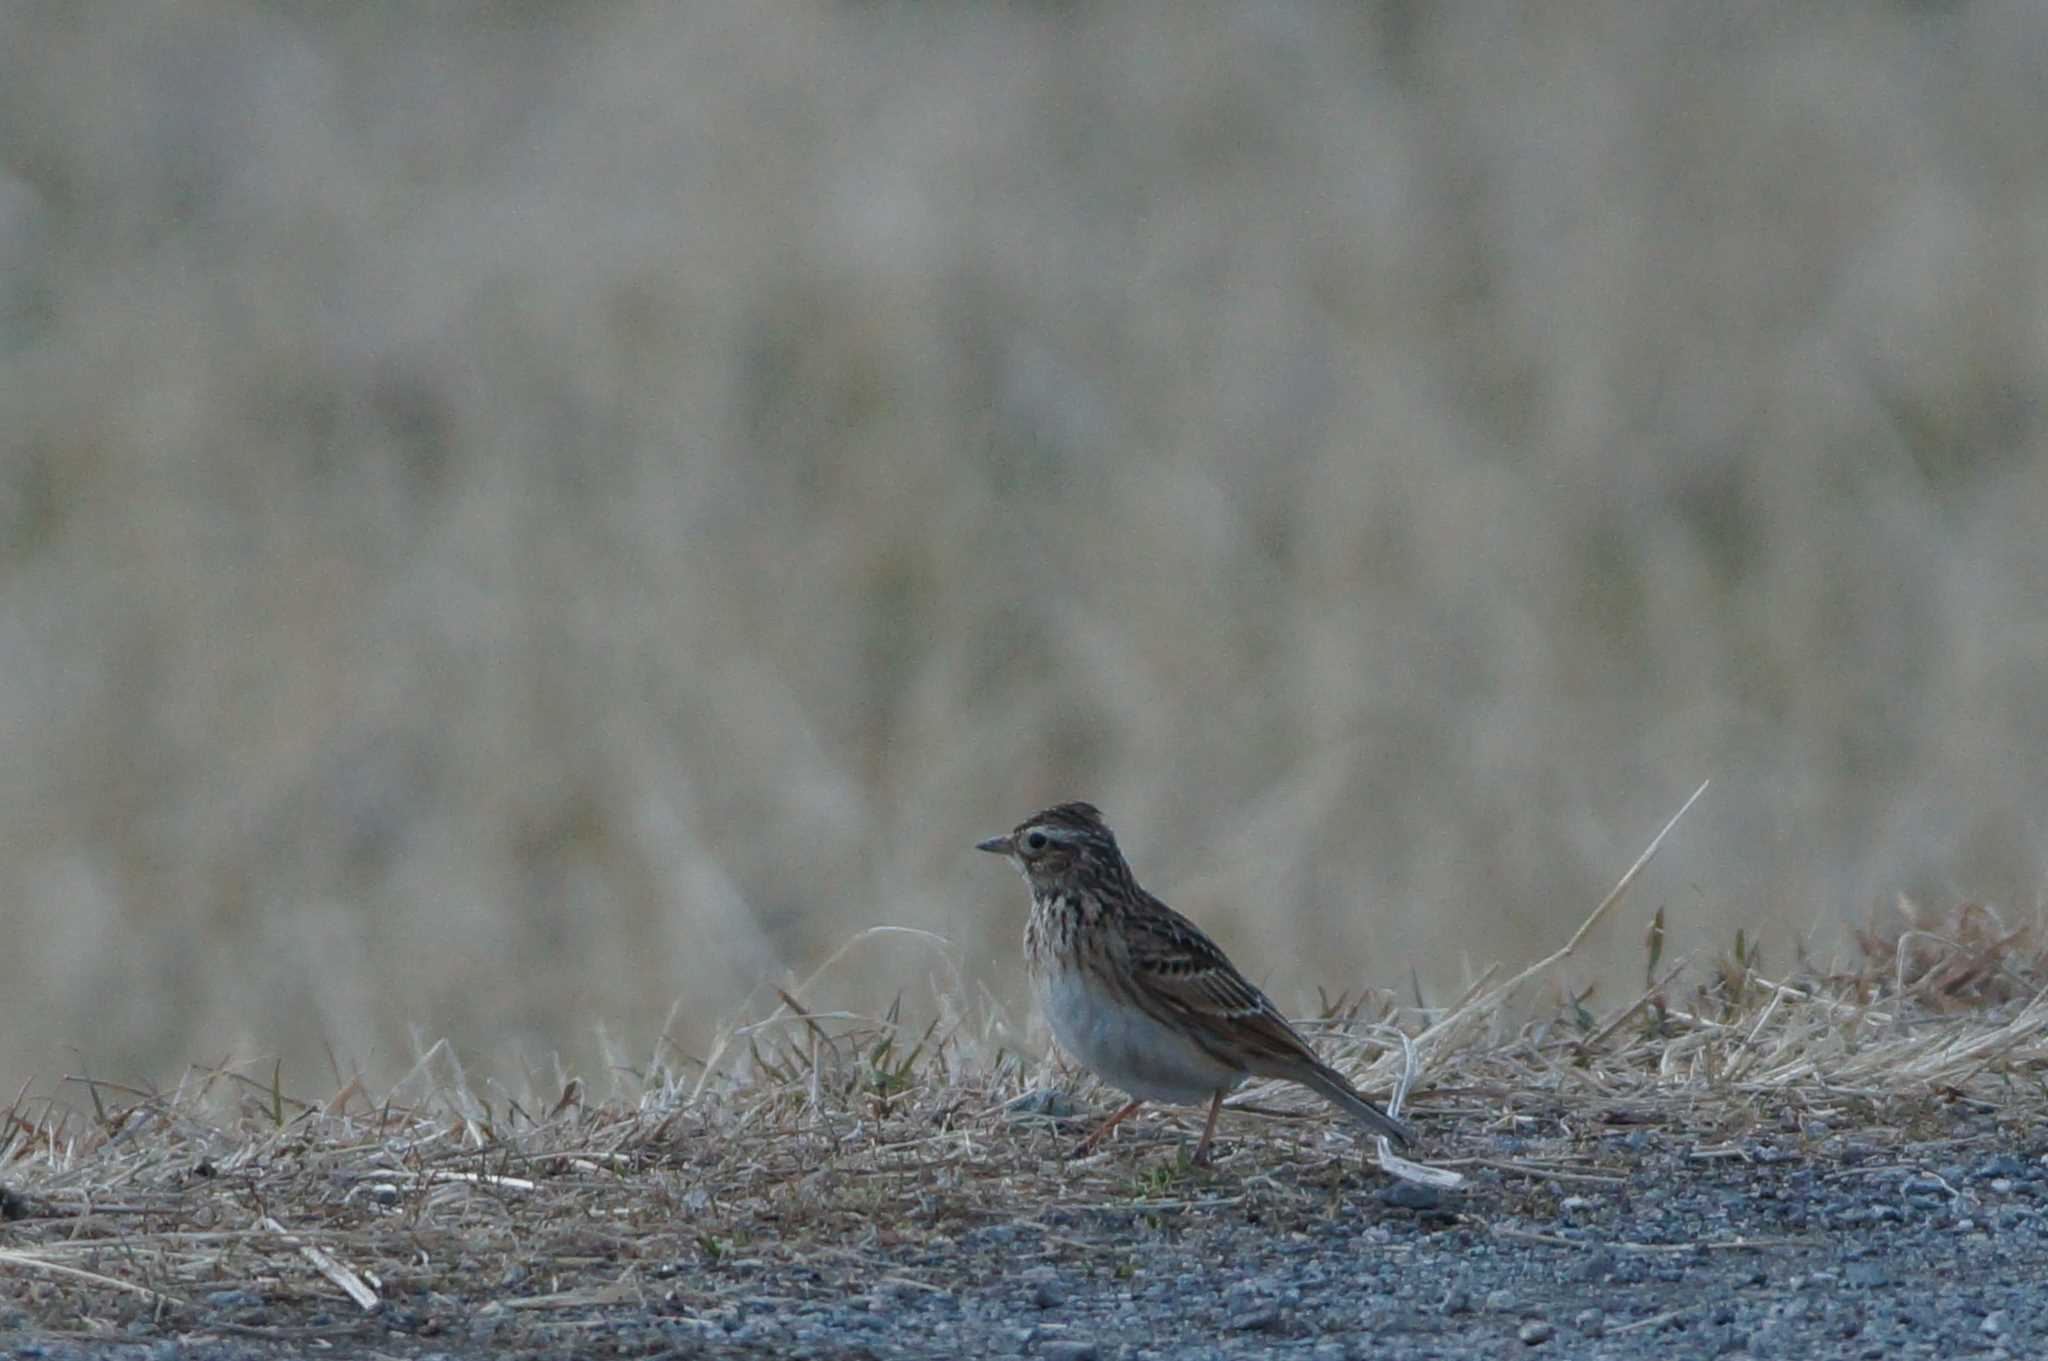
top-left (1037, 966), bottom-right (1243, 1106)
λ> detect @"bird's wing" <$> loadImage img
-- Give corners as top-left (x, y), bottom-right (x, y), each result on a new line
top-left (1122, 895), bottom-right (1323, 1070)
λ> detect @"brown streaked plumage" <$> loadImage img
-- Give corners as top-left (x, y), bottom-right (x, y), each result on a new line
top-left (976, 801), bottom-right (1413, 1165)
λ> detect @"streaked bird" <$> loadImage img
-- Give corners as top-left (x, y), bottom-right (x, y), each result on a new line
top-left (977, 801), bottom-right (1413, 1165)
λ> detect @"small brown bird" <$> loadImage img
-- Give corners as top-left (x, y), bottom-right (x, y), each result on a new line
top-left (977, 801), bottom-right (1413, 1165)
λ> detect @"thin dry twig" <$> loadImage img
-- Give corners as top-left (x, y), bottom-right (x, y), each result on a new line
top-left (1455, 778), bottom-right (1711, 1021)
top-left (253, 1214), bottom-right (380, 1312)
top-left (0, 1248), bottom-right (186, 1308)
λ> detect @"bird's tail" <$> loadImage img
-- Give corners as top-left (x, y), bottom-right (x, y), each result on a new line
top-left (1297, 1062), bottom-right (1415, 1147)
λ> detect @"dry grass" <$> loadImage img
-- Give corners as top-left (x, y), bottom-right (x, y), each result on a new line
top-left (7, 797), bottom-right (2045, 1343)
top-left (6, 924), bottom-right (2042, 1341)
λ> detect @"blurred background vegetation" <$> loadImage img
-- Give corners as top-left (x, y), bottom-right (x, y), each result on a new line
top-left (2, 2), bottom-right (2044, 1096)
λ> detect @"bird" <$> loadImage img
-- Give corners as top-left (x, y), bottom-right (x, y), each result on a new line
top-left (976, 801), bottom-right (1414, 1166)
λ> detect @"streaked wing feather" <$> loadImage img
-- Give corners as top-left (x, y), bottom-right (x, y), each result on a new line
top-left (1123, 896), bottom-right (1321, 1070)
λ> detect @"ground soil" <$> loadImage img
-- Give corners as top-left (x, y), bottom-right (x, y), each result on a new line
top-left (5, 1094), bottom-right (2042, 1360)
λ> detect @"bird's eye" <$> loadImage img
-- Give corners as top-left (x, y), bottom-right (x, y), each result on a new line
top-left (1024, 829), bottom-right (1049, 852)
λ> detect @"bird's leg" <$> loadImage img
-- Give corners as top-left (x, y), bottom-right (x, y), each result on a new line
top-left (1191, 1091), bottom-right (1225, 1167)
top-left (1069, 1099), bottom-right (1144, 1159)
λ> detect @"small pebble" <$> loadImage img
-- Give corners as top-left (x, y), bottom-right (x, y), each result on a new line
top-left (1041, 1342), bottom-right (1100, 1361)
top-left (1982, 1310), bottom-right (2009, 1337)
top-left (1519, 1320), bottom-right (1555, 1345)
top-left (1005, 1089), bottom-right (1082, 1122)
top-left (203, 1289), bottom-right (263, 1309)
top-left (1380, 1181), bottom-right (1444, 1210)
top-left (1572, 1251), bottom-right (1617, 1284)
top-left (1228, 1305), bottom-right (1284, 1333)
top-left (1485, 1289), bottom-right (1516, 1312)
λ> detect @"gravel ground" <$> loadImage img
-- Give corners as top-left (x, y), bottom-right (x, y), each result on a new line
top-left (5, 1107), bottom-right (2043, 1361)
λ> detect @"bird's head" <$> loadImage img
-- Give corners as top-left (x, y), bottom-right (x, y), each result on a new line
top-left (975, 801), bottom-right (1126, 894)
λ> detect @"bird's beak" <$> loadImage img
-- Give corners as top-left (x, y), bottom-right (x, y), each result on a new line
top-left (975, 834), bottom-right (1012, 855)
